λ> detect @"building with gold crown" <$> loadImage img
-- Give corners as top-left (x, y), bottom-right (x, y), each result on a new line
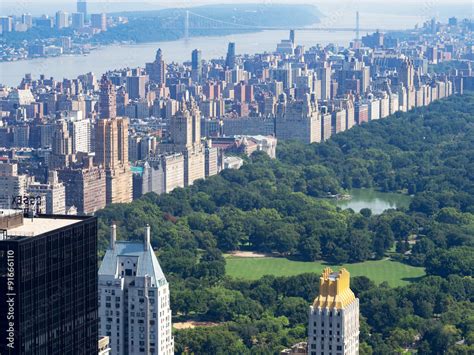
top-left (308, 268), bottom-right (359, 355)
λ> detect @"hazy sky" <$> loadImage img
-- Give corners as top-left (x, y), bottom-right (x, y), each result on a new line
top-left (3, 0), bottom-right (473, 6)
top-left (2, 0), bottom-right (472, 18)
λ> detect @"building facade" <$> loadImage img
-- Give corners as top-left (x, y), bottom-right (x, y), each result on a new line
top-left (95, 116), bottom-right (132, 204)
top-left (0, 211), bottom-right (98, 354)
top-left (58, 161), bottom-right (107, 215)
top-left (308, 268), bottom-right (359, 355)
top-left (98, 225), bottom-right (174, 355)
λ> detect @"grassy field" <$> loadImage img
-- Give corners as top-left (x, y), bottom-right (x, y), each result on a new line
top-left (225, 256), bottom-right (425, 287)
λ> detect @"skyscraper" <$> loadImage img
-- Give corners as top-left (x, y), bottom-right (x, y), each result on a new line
top-left (225, 42), bottom-right (236, 69)
top-left (98, 225), bottom-right (174, 355)
top-left (126, 73), bottom-right (148, 100)
top-left (161, 99), bottom-right (205, 186)
top-left (146, 49), bottom-right (167, 84)
top-left (49, 120), bottom-right (75, 169)
top-left (399, 59), bottom-right (415, 90)
top-left (95, 117), bottom-right (132, 204)
top-left (290, 29), bottom-right (295, 44)
top-left (96, 75), bottom-right (132, 204)
top-left (99, 75), bottom-right (117, 119)
top-left (0, 16), bottom-right (14, 33)
top-left (191, 49), bottom-right (202, 82)
top-left (308, 268), bottom-right (360, 355)
top-left (21, 14), bottom-right (33, 29)
top-left (55, 11), bottom-right (69, 29)
top-left (0, 211), bottom-right (98, 354)
top-left (320, 62), bottom-right (332, 101)
top-left (91, 13), bottom-right (107, 31)
top-left (77, 0), bottom-right (87, 17)
top-left (72, 12), bottom-right (85, 29)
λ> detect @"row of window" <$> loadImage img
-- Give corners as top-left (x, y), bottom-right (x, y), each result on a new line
top-left (313, 321), bottom-right (341, 328)
top-left (313, 329), bottom-right (341, 337)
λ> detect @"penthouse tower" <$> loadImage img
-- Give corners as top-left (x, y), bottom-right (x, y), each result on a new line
top-left (308, 268), bottom-right (360, 355)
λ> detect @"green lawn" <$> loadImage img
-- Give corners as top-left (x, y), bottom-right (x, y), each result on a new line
top-left (225, 257), bottom-right (425, 287)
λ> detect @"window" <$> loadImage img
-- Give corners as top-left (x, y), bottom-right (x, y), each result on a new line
top-left (337, 346), bottom-right (342, 351)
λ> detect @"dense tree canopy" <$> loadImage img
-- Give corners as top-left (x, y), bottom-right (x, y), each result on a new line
top-left (97, 94), bottom-right (474, 353)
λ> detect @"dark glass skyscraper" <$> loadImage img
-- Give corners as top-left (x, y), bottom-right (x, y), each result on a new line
top-left (191, 49), bottom-right (202, 82)
top-left (0, 210), bottom-right (98, 354)
top-left (225, 42), bottom-right (236, 69)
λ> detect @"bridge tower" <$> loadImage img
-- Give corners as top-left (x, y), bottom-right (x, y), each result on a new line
top-left (184, 10), bottom-right (189, 41)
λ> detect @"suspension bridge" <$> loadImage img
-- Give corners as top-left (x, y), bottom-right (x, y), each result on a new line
top-left (160, 11), bottom-right (403, 41)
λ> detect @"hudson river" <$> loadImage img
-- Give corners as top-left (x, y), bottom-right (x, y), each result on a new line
top-left (0, 12), bottom-right (421, 87)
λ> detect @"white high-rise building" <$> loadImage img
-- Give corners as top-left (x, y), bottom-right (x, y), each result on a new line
top-left (308, 268), bottom-right (359, 355)
top-left (55, 11), bottom-right (69, 29)
top-left (98, 225), bottom-right (174, 355)
top-left (68, 111), bottom-right (92, 153)
top-left (27, 170), bottom-right (66, 214)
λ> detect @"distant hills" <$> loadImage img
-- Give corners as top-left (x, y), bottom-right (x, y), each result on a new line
top-left (95, 4), bottom-right (322, 44)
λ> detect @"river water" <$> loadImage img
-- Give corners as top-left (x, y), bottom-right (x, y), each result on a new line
top-left (333, 188), bottom-right (412, 215)
top-left (0, 12), bottom-right (422, 87)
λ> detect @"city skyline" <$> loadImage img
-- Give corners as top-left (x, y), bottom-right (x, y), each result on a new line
top-left (0, 3), bottom-right (472, 354)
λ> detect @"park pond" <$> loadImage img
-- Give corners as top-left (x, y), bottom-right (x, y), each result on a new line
top-left (332, 188), bottom-right (412, 215)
